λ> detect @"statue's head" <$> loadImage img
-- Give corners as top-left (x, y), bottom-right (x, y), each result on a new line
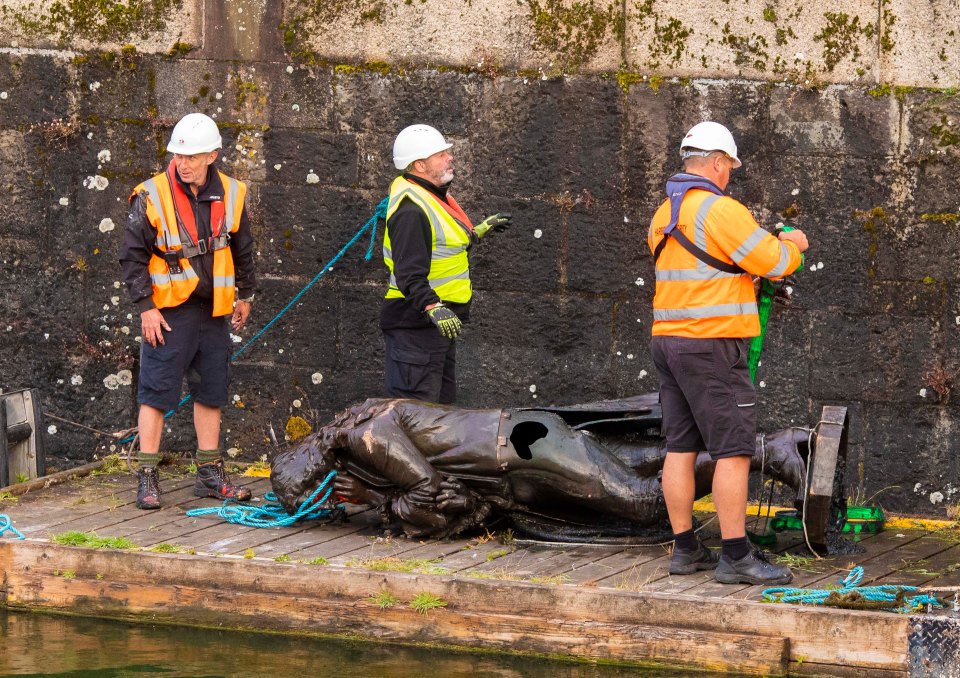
top-left (270, 426), bottom-right (339, 514)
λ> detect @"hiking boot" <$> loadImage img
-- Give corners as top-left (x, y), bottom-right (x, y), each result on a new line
top-left (714, 545), bottom-right (793, 585)
top-left (670, 540), bottom-right (720, 575)
top-left (194, 459), bottom-right (252, 501)
top-left (136, 466), bottom-right (162, 510)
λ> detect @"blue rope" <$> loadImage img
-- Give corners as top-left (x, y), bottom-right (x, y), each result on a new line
top-left (184, 471), bottom-right (341, 528)
top-left (762, 566), bottom-right (943, 613)
top-left (120, 198), bottom-right (389, 444)
top-left (0, 513), bottom-right (25, 540)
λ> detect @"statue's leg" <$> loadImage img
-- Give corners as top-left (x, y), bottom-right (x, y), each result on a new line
top-left (691, 428), bottom-right (808, 500)
top-left (344, 404), bottom-right (449, 532)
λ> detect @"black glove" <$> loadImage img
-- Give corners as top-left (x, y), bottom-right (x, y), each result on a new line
top-left (436, 477), bottom-right (475, 513)
top-left (426, 303), bottom-right (462, 339)
top-left (475, 212), bottom-right (512, 238)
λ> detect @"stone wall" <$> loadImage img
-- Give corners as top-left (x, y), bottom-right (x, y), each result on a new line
top-left (0, 0), bottom-right (959, 515)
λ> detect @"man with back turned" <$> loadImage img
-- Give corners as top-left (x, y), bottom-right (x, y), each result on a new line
top-left (647, 121), bottom-right (809, 585)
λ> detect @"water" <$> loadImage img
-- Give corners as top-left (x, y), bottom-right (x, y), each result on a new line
top-left (0, 608), bottom-right (732, 677)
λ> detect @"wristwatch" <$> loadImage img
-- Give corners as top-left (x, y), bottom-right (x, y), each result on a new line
top-left (238, 294), bottom-right (255, 303)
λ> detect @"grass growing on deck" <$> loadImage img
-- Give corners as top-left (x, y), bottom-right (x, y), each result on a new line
top-left (149, 543), bottom-right (194, 554)
top-left (345, 556), bottom-right (451, 575)
top-left (51, 531), bottom-right (137, 549)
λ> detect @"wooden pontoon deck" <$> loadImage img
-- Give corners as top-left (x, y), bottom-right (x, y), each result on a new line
top-left (1, 465), bottom-right (959, 676)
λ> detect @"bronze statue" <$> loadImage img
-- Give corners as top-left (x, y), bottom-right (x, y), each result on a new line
top-left (271, 394), bottom-right (808, 542)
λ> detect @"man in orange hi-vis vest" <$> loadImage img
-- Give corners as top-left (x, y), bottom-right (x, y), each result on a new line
top-left (120, 113), bottom-right (257, 510)
top-left (647, 121), bottom-right (810, 585)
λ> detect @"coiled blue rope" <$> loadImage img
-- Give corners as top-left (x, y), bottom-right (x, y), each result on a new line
top-left (0, 513), bottom-right (25, 540)
top-left (762, 566), bottom-right (942, 613)
top-left (121, 198), bottom-right (389, 444)
top-left (184, 471), bottom-right (341, 528)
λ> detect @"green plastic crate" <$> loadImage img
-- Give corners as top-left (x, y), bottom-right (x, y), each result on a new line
top-left (769, 506), bottom-right (884, 535)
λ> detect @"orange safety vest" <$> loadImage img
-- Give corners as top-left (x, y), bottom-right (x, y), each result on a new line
top-left (647, 190), bottom-right (802, 338)
top-left (131, 162), bottom-right (246, 317)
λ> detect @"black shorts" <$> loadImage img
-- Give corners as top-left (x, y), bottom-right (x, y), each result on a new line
top-left (137, 303), bottom-right (232, 411)
top-left (650, 335), bottom-right (756, 460)
top-left (383, 327), bottom-right (456, 404)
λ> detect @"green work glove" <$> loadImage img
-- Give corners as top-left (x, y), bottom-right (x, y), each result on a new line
top-left (474, 212), bottom-right (512, 239)
top-left (426, 303), bottom-right (462, 339)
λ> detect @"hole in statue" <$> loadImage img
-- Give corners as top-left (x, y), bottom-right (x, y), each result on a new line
top-left (510, 421), bottom-right (548, 460)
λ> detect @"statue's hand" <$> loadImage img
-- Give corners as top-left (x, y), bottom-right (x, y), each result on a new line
top-left (773, 276), bottom-right (797, 307)
top-left (436, 477), bottom-right (474, 514)
top-left (333, 474), bottom-right (386, 506)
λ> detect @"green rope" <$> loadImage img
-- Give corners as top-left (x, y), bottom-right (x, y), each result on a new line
top-left (120, 198), bottom-right (388, 445)
top-left (185, 471), bottom-right (342, 528)
top-left (747, 226), bottom-right (804, 383)
top-left (747, 279), bottom-right (778, 382)
top-left (762, 566), bottom-right (942, 613)
top-left (0, 513), bottom-right (25, 540)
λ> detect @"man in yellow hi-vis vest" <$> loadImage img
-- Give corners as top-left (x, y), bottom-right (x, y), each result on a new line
top-left (120, 113), bottom-right (257, 510)
top-left (647, 121), bottom-right (810, 586)
top-left (381, 124), bottom-right (511, 404)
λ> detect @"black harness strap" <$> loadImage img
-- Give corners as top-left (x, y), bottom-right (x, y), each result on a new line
top-left (653, 226), bottom-right (746, 275)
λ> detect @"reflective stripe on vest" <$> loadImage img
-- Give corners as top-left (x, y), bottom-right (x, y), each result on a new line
top-left (132, 169), bottom-right (246, 317)
top-left (653, 302), bottom-right (759, 322)
top-left (650, 191), bottom-right (759, 337)
top-left (383, 177), bottom-right (472, 304)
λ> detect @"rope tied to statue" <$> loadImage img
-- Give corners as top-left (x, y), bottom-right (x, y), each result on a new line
top-left (0, 513), bottom-right (25, 540)
top-left (185, 471), bottom-right (342, 528)
top-left (121, 198), bottom-right (389, 446)
top-left (762, 566), bottom-right (943, 613)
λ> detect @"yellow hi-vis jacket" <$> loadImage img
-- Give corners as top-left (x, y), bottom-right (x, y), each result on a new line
top-left (383, 176), bottom-right (472, 304)
top-left (131, 169), bottom-right (246, 317)
top-left (647, 190), bottom-right (803, 338)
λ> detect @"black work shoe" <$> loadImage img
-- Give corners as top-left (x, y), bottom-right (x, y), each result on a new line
top-left (136, 466), bottom-right (162, 510)
top-left (714, 545), bottom-right (793, 585)
top-left (194, 459), bottom-right (252, 501)
top-left (670, 541), bottom-right (720, 575)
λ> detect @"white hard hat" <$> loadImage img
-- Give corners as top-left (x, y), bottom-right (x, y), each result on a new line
top-left (167, 113), bottom-right (222, 155)
top-left (680, 121), bottom-right (741, 168)
top-left (393, 124), bottom-right (452, 170)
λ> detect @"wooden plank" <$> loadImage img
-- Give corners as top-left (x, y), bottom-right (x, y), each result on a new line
top-left (805, 406), bottom-right (848, 551)
top-left (428, 539), bottom-right (529, 573)
top-left (276, 529), bottom-right (388, 562)
top-left (914, 543), bottom-right (960, 589)
top-left (44, 477), bottom-right (198, 535)
top-left (114, 477), bottom-right (267, 548)
top-left (385, 538), bottom-right (481, 566)
top-left (3, 471), bottom-right (199, 536)
top-left (879, 543), bottom-right (960, 589)
top-left (563, 548), bottom-right (662, 585)
top-left (804, 533), bottom-right (953, 590)
top-left (516, 544), bottom-right (622, 579)
top-left (6, 567), bottom-right (789, 675)
top-left (246, 508), bottom-right (379, 558)
top-left (593, 552), bottom-right (672, 590)
top-left (459, 545), bottom-right (572, 578)
top-left (1, 542), bottom-right (913, 673)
